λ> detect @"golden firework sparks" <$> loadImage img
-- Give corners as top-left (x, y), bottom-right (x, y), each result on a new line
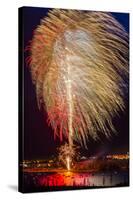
top-left (58, 143), bottom-right (79, 170)
top-left (29, 9), bottom-right (129, 148)
top-left (66, 156), bottom-right (70, 171)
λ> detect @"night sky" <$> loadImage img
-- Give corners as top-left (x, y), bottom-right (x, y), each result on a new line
top-left (22, 7), bottom-right (129, 160)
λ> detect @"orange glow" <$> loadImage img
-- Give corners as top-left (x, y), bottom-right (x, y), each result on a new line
top-left (106, 153), bottom-right (129, 160)
top-left (66, 156), bottom-right (70, 171)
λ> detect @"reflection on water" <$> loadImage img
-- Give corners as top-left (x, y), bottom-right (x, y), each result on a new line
top-left (24, 171), bottom-right (129, 189)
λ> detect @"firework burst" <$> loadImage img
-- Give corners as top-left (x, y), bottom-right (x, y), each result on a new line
top-left (29, 9), bottom-right (129, 147)
top-left (58, 143), bottom-right (80, 170)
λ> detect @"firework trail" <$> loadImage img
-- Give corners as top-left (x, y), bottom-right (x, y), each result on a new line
top-left (58, 143), bottom-right (80, 170)
top-left (29, 9), bottom-right (129, 148)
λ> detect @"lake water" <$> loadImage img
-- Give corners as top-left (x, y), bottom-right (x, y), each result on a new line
top-left (23, 171), bottom-right (129, 192)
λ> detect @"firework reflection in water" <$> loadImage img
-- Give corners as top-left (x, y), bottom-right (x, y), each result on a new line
top-left (24, 172), bottom-right (128, 187)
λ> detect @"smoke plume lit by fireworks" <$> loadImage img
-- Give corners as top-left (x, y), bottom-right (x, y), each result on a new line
top-left (29, 9), bottom-right (129, 148)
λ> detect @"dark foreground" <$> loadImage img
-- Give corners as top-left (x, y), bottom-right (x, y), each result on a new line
top-left (21, 170), bottom-right (129, 193)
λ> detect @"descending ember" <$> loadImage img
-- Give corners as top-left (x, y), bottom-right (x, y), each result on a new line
top-left (29, 9), bottom-right (129, 148)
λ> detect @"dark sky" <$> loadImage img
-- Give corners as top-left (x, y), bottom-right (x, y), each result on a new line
top-left (22, 7), bottom-right (129, 160)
